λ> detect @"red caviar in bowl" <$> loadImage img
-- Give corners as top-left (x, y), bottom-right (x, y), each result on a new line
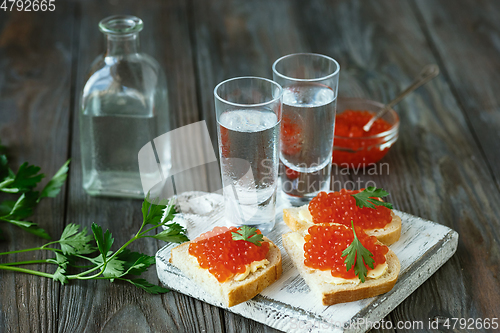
top-left (308, 189), bottom-right (392, 229)
top-left (333, 110), bottom-right (394, 167)
top-left (304, 224), bottom-right (388, 279)
top-left (335, 110), bottom-right (392, 137)
top-left (188, 226), bottom-right (270, 282)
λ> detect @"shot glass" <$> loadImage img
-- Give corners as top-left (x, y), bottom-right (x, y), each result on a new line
top-left (214, 77), bottom-right (283, 234)
top-left (272, 53), bottom-right (340, 205)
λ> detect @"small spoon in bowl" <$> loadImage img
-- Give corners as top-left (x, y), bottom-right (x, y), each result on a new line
top-left (363, 64), bottom-right (440, 132)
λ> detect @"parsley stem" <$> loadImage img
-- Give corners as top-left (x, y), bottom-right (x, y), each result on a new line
top-left (0, 179), bottom-right (14, 190)
top-left (105, 237), bottom-right (138, 263)
top-left (0, 246), bottom-right (61, 256)
top-left (68, 215), bottom-right (170, 280)
top-left (69, 264), bottom-right (95, 269)
top-left (138, 224), bottom-right (163, 237)
top-left (136, 222), bottom-right (146, 237)
top-left (41, 241), bottom-right (60, 248)
top-left (74, 254), bottom-right (95, 261)
top-left (138, 217), bottom-right (174, 237)
top-left (0, 247), bottom-right (44, 256)
top-left (0, 264), bottom-right (53, 278)
top-left (67, 235), bottom-right (141, 280)
top-left (43, 247), bottom-right (63, 253)
top-left (0, 260), bottom-right (51, 266)
top-left (66, 264), bottom-right (105, 279)
top-left (69, 271), bottom-right (104, 280)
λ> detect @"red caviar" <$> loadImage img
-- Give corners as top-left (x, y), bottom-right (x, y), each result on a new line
top-left (333, 110), bottom-right (393, 167)
top-left (308, 189), bottom-right (392, 229)
top-left (281, 114), bottom-right (302, 156)
top-left (304, 224), bottom-right (388, 279)
top-left (285, 165), bottom-right (300, 180)
top-left (188, 226), bottom-right (270, 283)
top-left (219, 125), bottom-right (230, 158)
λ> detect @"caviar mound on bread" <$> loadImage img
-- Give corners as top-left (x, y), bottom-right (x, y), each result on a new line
top-left (283, 187), bottom-right (401, 245)
top-left (282, 223), bottom-right (400, 305)
top-left (169, 226), bottom-right (282, 307)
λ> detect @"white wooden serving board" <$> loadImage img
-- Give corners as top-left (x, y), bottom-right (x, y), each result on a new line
top-left (156, 191), bottom-right (458, 333)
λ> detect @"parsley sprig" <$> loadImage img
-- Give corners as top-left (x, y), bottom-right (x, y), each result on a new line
top-left (351, 187), bottom-right (393, 210)
top-left (341, 221), bottom-right (375, 283)
top-left (0, 140), bottom-right (70, 239)
top-left (0, 194), bottom-right (189, 294)
top-left (231, 225), bottom-right (264, 246)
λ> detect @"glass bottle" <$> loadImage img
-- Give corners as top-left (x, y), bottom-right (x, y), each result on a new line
top-left (79, 15), bottom-right (169, 198)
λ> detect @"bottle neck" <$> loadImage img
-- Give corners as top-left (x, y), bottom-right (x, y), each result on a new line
top-left (105, 33), bottom-right (140, 57)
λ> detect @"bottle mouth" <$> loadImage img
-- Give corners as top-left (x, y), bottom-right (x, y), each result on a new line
top-left (99, 15), bottom-right (143, 35)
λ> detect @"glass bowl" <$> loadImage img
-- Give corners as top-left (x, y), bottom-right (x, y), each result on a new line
top-left (332, 98), bottom-right (399, 168)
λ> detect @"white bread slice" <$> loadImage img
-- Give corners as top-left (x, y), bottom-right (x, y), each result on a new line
top-left (282, 230), bottom-right (400, 306)
top-left (169, 236), bottom-right (282, 307)
top-left (283, 205), bottom-right (401, 245)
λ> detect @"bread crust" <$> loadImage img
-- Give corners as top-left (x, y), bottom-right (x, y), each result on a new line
top-left (283, 205), bottom-right (401, 245)
top-left (282, 231), bottom-right (400, 306)
top-left (169, 236), bottom-right (282, 307)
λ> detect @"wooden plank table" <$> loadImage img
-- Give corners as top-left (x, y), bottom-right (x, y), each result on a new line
top-left (0, 0), bottom-right (499, 332)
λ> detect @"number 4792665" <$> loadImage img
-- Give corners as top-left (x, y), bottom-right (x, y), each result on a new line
top-left (1, 0), bottom-right (55, 11)
top-left (443, 318), bottom-right (498, 330)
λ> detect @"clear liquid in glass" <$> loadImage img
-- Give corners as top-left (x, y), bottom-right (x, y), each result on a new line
top-left (280, 82), bottom-right (336, 204)
top-left (81, 92), bottom-right (157, 197)
top-left (218, 109), bottom-right (279, 234)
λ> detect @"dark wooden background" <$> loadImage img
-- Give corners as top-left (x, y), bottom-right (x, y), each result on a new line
top-left (1, 0), bottom-right (499, 332)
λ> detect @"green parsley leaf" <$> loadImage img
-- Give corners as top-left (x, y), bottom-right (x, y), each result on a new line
top-left (2, 192), bottom-right (38, 221)
top-left (0, 192), bottom-right (50, 239)
top-left (57, 223), bottom-right (95, 255)
top-left (3, 219), bottom-right (35, 228)
top-left (152, 223), bottom-right (188, 243)
top-left (53, 266), bottom-right (69, 284)
top-left (9, 162), bottom-right (45, 193)
top-left (162, 202), bottom-right (177, 223)
top-left (47, 252), bottom-right (70, 284)
top-left (0, 200), bottom-right (15, 216)
top-left (89, 249), bottom-right (155, 281)
top-left (88, 253), bottom-right (125, 281)
top-left (351, 187), bottom-right (393, 210)
top-left (0, 154), bottom-right (9, 181)
top-left (0, 193), bottom-right (185, 294)
top-left (231, 225), bottom-right (264, 246)
top-left (0, 157), bottom-right (69, 239)
top-left (47, 252), bottom-right (70, 267)
top-left (19, 225), bottom-right (51, 240)
top-left (120, 251), bottom-right (155, 276)
top-left (91, 223), bottom-right (114, 261)
top-left (120, 278), bottom-right (170, 294)
top-left (39, 160), bottom-right (70, 200)
top-left (342, 221), bottom-right (375, 283)
top-left (141, 193), bottom-right (171, 226)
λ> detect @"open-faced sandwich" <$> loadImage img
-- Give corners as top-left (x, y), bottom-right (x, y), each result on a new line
top-left (170, 226), bottom-right (282, 307)
top-left (282, 222), bottom-right (400, 305)
top-left (283, 187), bottom-right (401, 245)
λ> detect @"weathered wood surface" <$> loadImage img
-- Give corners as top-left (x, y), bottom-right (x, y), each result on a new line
top-left (413, 0), bottom-right (500, 190)
top-left (0, 4), bottom-right (74, 332)
top-left (0, 0), bottom-right (499, 332)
